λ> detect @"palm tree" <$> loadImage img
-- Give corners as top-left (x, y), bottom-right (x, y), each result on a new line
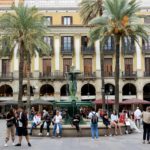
top-left (0, 4), bottom-right (51, 108)
top-left (89, 0), bottom-right (149, 112)
top-left (79, 0), bottom-right (106, 109)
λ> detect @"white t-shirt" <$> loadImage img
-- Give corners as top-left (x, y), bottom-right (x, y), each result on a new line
top-left (54, 115), bottom-right (62, 124)
top-left (134, 109), bottom-right (142, 119)
top-left (33, 115), bottom-right (41, 125)
top-left (111, 114), bottom-right (118, 122)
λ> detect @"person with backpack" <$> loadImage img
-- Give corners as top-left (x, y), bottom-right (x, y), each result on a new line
top-left (88, 108), bottom-right (99, 139)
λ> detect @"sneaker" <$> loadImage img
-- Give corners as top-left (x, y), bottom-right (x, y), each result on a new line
top-left (125, 130), bottom-right (128, 134)
top-left (38, 133), bottom-right (42, 136)
top-left (15, 143), bottom-right (21, 146)
top-left (147, 141), bottom-right (150, 144)
top-left (104, 134), bottom-right (107, 137)
top-left (109, 134), bottom-right (112, 137)
top-left (4, 143), bottom-right (8, 147)
top-left (47, 132), bottom-right (50, 136)
top-left (58, 135), bottom-right (61, 138)
top-left (28, 143), bottom-right (31, 147)
top-left (12, 143), bottom-right (15, 146)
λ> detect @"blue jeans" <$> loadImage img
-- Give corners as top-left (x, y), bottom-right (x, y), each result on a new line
top-left (91, 123), bottom-right (99, 139)
top-left (53, 123), bottom-right (62, 136)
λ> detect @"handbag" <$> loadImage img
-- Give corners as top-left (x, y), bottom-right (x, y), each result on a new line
top-left (125, 121), bottom-right (130, 126)
top-left (7, 121), bottom-right (14, 128)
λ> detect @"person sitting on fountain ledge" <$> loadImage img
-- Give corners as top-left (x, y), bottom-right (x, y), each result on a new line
top-left (71, 114), bottom-right (81, 132)
top-left (52, 111), bottom-right (62, 138)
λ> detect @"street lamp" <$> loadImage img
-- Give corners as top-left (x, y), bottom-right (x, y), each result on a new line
top-left (101, 87), bottom-right (105, 109)
top-left (106, 85), bottom-right (113, 114)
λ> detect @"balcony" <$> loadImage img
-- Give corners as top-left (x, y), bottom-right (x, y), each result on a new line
top-left (39, 71), bottom-right (65, 80)
top-left (142, 45), bottom-right (150, 54)
top-left (144, 71), bottom-right (150, 77)
top-left (23, 73), bottom-right (33, 78)
top-left (104, 72), bottom-right (114, 78)
top-left (122, 45), bottom-right (135, 55)
top-left (78, 72), bottom-right (96, 80)
top-left (122, 71), bottom-right (137, 80)
top-left (61, 48), bottom-right (74, 56)
top-left (103, 45), bottom-right (114, 55)
top-left (0, 72), bottom-right (13, 81)
top-left (81, 46), bottom-right (95, 55)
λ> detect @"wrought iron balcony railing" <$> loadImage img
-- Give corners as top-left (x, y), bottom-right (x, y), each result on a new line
top-left (81, 46), bottom-right (95, 55)
top-left (122, 71), bottom-right (137, 79)
top-left (104, 72), bottom-right (114, 77)
top-left (0, 72), bottom-right (13, 80)
top-left (78, 72), bottom-right (96, 80)
top-left (61, 47), bottom-right (74, 55)
top-left (144, 71), bottom-right (150, 77)
top-left (142, 45), bottom-right (150, 54)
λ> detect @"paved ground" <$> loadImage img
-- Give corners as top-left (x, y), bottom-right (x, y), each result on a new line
top-left (0, 120), bottom-right (149, 150)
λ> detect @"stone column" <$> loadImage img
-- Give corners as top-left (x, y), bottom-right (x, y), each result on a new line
top-left (54, 35), bottom-right (60, 71)
top-left (95, 40), bottom-right (101, 77)
top-left (15, 0), bottom-right (19, 6)
top-left (34, 52), bottom-right (40, 78)
top-left (13, 44), bottom-right (19, 78)
top-left (75, 35), bottom-right (80, 71)
top-left (136, 37), bottom-right (142, 77)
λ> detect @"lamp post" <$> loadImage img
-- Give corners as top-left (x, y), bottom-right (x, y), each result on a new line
top-left (101, 87), bottom-right (105, 109)
top-left (107, 85), bottom-right (113, 115)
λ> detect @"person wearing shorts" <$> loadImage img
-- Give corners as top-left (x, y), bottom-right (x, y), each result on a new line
top-left (15, 107), bottom-right (31, 147)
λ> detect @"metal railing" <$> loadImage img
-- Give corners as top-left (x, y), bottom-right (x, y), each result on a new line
top-left (81, 46), bottom-right (95, 55)
top-left (0, 72), bottom-right (13, 80)
top-left (122, 71), bottom-right (137, 78)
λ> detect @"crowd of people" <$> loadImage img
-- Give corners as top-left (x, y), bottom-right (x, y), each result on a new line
top-left (3, 106), bottom-right (150, 147)
top-left (88, 106), bottom-right (150, 144)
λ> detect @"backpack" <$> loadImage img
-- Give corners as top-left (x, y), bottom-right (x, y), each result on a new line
top-left (91, 112), bottom-right (98, 124)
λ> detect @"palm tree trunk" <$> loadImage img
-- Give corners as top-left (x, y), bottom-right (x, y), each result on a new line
top-left (100, 43), bottom-right (105, 109)
top-left (27, 53), bottom-right (31, 113)
top-left (18, 41), bottom-right (24, 107)
top-left (114, 35), bottom-right (120, 113)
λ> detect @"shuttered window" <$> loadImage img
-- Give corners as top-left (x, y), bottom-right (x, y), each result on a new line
top-left (145, 58), bottom-right (150, 75)
top-left (2, 59), bottom-right (10, 75)
top-left (63, 58), bottom-right (72, 74)
top-left (43, 58), bottom-right (51, 76)
top-left (104, 58), bottom-right (112, 76)
top-left (124, 58), bottom-right (133, 75)
top-left (84, 58), bottom-right (92, 75)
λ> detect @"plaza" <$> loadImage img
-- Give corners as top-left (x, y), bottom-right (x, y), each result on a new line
top-left (0, 120), bottom-right (149, 150)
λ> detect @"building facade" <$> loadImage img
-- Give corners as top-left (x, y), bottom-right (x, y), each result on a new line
top-left (0, 0), bottom-right (150, 108)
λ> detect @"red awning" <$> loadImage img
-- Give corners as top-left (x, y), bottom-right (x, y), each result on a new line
top-left (94, 99), bottom-right (115, 105)
top-left (120, 99), bottom-right (150, 105)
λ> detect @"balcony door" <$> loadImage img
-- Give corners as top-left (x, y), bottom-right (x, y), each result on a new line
top-left (104, 58), bottom-right (112, 77)
top-left (43, 58), bottom-right (51, 76)
top-left (2, 59), bottom-right (10, 76)
top-left (145, 58), bottom-right (150, 75)
top-left (84, 58), bottom-right (92, 76)
top-left (63, 58), bottom-right (72, 74)
top-left (124, 58), bottom-right (133, 75)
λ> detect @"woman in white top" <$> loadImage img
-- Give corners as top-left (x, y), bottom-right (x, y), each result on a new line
top-left (111, 110), bottom-right (122, 135)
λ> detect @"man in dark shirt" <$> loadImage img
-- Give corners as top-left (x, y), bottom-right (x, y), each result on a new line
top-left (102, 112), bottom-right (112, 136)
top-left (15, 107), bottom-right (31, 147)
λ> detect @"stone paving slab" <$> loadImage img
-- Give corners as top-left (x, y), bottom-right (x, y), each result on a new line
top-left (0, 120), bottom-right (149, 150)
